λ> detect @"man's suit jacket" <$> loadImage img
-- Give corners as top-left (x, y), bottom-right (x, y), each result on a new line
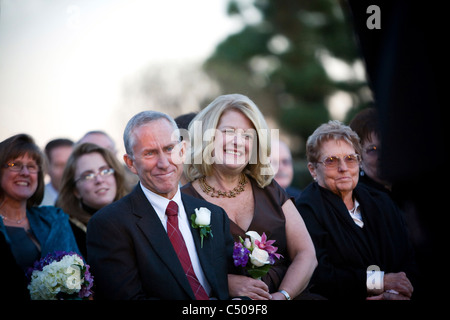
top-left (86, 184), bottom-right (234, 300)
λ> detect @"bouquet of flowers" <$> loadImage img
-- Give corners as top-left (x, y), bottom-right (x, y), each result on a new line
top-left (27, 251), bottom-right (94, 300)
top-left (233, 231), bottom-right (282, 279)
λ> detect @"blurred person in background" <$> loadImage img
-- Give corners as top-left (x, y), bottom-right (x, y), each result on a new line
top-left (56, 143), bottom-right (128, 258)
top-left (40, 138), bottom-right (74, 206)
top-left (174, 112), bottom-right (198, 132)
top-left (77, 130), bottom-right (117, 155)
top-left (349, 108), bottom-right (392, 194)
top-left (174, 112), bottom-right (198, 186)
top-left (350, 108), bottom-right (427, 298)
top-left (271, 139), bottom-right (302, 201)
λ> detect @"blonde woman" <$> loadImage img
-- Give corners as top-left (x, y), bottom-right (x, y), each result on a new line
top-left (182, 94), bottom-right (317, 300)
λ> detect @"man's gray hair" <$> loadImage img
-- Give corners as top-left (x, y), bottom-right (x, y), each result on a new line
top-left (123, 110), bottom-right (179, 157)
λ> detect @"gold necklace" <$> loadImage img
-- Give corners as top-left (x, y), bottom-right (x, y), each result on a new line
top-left (199, 174), bottom-right (248, 198)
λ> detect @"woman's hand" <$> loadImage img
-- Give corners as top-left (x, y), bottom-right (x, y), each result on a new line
top-left (228, 274), bottom-right (271, 300)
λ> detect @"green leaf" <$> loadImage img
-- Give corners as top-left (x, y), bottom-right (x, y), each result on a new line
top-left (190, 214), bottom-right (198, 229)
top-left (247, 264), bottom-right (272, 279)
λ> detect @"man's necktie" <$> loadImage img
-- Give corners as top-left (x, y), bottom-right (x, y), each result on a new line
top-left (165, 200), bottom-right (209, 300)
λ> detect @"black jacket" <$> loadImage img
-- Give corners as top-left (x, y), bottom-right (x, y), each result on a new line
top-left (87, 184), bottom-right (233, 300)
top-left (296, 182), bottom-right (417, 300)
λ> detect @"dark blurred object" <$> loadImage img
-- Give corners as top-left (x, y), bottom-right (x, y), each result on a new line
top-left (1, 232), bottom-right (30, 300)
top-left (174, 112), bottom-right (197, 131)
top-left (346, 0), bottom-right (444, 300)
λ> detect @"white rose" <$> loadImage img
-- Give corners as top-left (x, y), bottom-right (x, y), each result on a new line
top-left (194, 207), bottom-right (211, 226)
top-left (249, 247), bottom-right (270, 267)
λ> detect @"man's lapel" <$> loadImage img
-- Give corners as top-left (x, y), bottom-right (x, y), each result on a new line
top-left (131, 186), bottom-right (195, 299)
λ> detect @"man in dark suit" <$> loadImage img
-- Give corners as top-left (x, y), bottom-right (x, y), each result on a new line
top-left (87, 111), bottom-right (234, 300)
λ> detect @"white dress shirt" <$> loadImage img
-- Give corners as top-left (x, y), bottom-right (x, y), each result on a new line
top-left (140, 182), bottom-right (211, 295)
top-left (348, 199), bottom-right (364, 228)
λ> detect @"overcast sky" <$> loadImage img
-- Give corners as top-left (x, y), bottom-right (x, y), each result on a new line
top-left (0, 0), bottom-right (241, 152)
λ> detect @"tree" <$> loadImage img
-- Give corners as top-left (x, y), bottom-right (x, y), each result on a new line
top-left (204, 0), bottom-right (370, 151)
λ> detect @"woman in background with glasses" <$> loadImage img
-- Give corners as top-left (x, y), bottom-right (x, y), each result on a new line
top-left (56, 143), bottom-right (128, 258)
top-left (295, 120), bottom-right (417, 300)
top-left (0, 134), bottom-right (80, 284)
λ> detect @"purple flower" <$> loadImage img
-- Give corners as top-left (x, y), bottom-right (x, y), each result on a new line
top-left (78, 265), bottom-right (94, 298)
top-left (233, 242), bottom-right (250, 267)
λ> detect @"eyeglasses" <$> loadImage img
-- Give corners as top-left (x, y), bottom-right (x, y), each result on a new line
top-left (75, 168), bottom-right (115, 183)
top-left (3, 161), bottom-right (40, 173)
top-left (317, 154), bottom-right (361, 169)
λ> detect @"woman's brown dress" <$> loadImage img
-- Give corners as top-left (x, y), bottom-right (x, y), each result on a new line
top-left (182, 176), bottom-right (290, 293)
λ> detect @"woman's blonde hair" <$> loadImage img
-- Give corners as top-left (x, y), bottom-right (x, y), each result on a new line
top-left (56, 143), bottom-right (129, 225)
top-left (184, 94), bottom-right (274, 188)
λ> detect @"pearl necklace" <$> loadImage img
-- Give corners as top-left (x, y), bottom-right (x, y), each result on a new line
top-left (199, 174), bottom-right (248, 198)
top-left (0, 213), bottom-right (27, 224)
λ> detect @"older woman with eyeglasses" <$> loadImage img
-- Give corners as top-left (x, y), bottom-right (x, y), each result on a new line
top-left (295, 120), bottom-right (418, 300)
top-left (56, 143), bottom-right (129, 258)
top-left (0, 134), bottom-right (80, 278)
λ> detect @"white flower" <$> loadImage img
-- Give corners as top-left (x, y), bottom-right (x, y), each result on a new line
top-left (243, 238), bottom-right (252, 249)
top-left (65, 265), bottom-right (82, 290)
top-left (245, 231), bottom-right (262, 248)
top-left (28, 254), bottom-right (85, 300)
top-left (194, 207), bottom-right (211, 226)
top-left (249, 247), bottom-right (271, 267)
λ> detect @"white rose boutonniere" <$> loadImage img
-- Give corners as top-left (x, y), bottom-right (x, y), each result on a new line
top-left (191, 207), bottom-right (213, 248)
